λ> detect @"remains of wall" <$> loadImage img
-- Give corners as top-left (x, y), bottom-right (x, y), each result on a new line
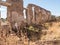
top-left (27, 4), bottom-right (51, 25)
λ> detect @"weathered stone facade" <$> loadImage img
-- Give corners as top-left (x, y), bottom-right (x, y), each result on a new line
top-left (0, 0), bottom-right (51, 27)
top-left (0, 0), bottom-right (24, 29)
top-left (6, 0), bottom-right (24, 29)
top-left (26, 4), bottom-right (51, 25)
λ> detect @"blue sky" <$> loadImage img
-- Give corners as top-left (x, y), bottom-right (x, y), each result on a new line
top-left (0, 0), bottom-right (60, 18)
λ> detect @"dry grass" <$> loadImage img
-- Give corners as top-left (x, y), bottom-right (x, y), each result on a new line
top-left (41, 22), bottom-right (60, 40)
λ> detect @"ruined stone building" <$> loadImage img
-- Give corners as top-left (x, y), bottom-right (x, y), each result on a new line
top-left (0, 0), bottom-right (51, 29)
top-left (25, 4), bottom-right (51, 25)
top-left (0, 1), bottom-right (57, 45)
top-left (0, 0), bottom-right (24, 30)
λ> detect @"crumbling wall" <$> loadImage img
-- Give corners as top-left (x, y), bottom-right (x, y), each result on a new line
top-left (6, 0), bottom-right (24, 28)
top-left (0, 0), bottom-right (51, 28)
top-left (0, 0), bottom-right (25, 38)
top-left (26, 4), bottom-right (51, 25)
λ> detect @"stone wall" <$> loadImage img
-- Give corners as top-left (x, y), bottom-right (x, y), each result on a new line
top-left (6, 0), bottom-right (24, 29)
top-left (26, 4), bottom-right (51, 25)
top-left (0, 0), bottom-right (51, 27)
